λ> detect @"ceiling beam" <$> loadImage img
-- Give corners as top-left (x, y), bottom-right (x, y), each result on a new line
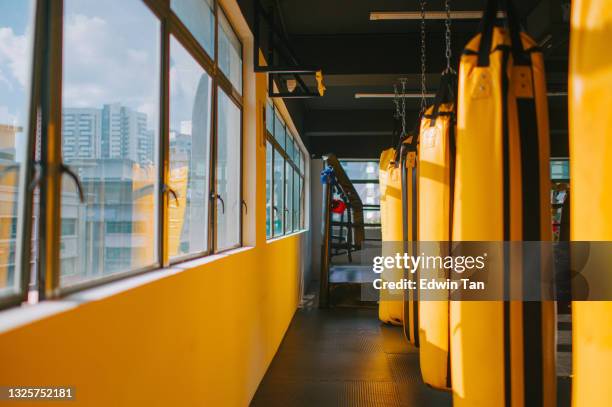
top-left (369, 11), bottom-right (505, 21)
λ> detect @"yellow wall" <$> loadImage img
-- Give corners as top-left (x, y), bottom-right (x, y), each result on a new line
top-left (0, 1), bottom-right (307, 404)
top-left (0, 237), bottom-right (303, 406)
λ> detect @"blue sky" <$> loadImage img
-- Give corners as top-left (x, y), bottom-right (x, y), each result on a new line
top-left (0, 0), bottom-right (35, 161)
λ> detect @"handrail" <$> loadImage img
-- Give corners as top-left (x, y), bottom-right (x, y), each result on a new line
top-left (319, 153), bottom-right (366, 308)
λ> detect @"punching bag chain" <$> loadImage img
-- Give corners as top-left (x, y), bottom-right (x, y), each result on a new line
top-left (393, 84), bottom-right (401, 120)
top-left (444, 0), bottom-right (454, 73)
top-left (419, 0), bottom-right (427, 113)
top-left (400, 78), bottom-right (407, 136)
top-left (393, 79), bottom-right (408, 137)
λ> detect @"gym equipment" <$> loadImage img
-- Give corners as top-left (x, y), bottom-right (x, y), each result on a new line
top-left (400, 138), bottom-right (419, 344)
top-left (569, 1), bottom-right (612, 406)
top-left (417, 74), bottom-right (457, 391)
top-left (399, 0), bottom-right (430, 345)
top-left (378, 147), bottom-right (404, 325)
top-left (417, 0), bottom-right (456, 391)
top-left (330, 199), bottom-right (346, 214)
top-left (450, 0), bottom-right (555, 406)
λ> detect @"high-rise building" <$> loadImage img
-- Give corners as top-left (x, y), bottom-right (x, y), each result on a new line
top-left (61, 108), bottom-right (101, 161)
top-left (101, 104), bottom-right (153, 166)
top-left (63, 105), bottom-right (153, 167)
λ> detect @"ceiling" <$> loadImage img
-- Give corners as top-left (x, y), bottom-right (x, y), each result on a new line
top-left (239, 0), bottom-right (571, 158)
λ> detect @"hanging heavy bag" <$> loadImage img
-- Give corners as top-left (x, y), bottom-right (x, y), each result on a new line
top-left (378, 147), bottom-right (404, 325)
top-left (399, 137), bottom-right (419, 345)
top-left (417, 71), bottom-right (457, 391)
top-left (569, 1), bottom-right (612, 406)
top-left (451, 0), bottom-right (555, 406)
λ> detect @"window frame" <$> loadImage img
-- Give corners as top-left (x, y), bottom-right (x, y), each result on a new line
top-left (165, 0), bottom-right (244, 261)
top-left (165, 34), bottom-right (214, 263)
top-left (8, 0), bottom-right (246, 304)
top-left (265, 101), bottom-right (305, 240)
top-left (211, 85), bottom-right (243, 253)
top-left (0, 0), bottom-right (38, 309)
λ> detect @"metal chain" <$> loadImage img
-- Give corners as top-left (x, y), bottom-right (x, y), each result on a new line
top-left (444, 0), bottom-right (453, 72)
top-left (392, 79), bottom-right (408, 137)
top-left (400, 78), bottom-right (407, 136)
top-left (420, 0), bottom-right (427, 113)
top-left (393, 84), bottom-right (401, 120)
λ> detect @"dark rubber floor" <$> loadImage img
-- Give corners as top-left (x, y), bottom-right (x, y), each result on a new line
top-left (251, 308), bottom-right (452, 407)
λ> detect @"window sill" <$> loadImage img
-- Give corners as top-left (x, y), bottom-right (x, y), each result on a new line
top-left (0, 246), bottom-right (255, 336)
top-left (266, 229), bottom-right (308, 244)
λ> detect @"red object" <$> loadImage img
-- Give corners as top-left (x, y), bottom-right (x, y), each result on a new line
top-left (331, 199), bottom-right (346, 214)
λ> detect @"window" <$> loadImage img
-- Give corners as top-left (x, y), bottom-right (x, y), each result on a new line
top-left (172, 0), bottom-right (243, 255)
top-left (274, 111), bottom-right (285, 149)
top-left (60, 0), bottom-right (161, 287)
top-left (265, 102), bottom-right (306, 239)
top-left (293, 168), bottom-right (300, 232)
top-left (340, 160), bottom-right (380, 226)
top-left (215, 89), bottom-right (241, 251)
top-left (265, 102), bottom-right (274, 135)
top-left (171, 0), bottom-right (215, 58)
top-left (218, 8), bottom-right (242, 93)
top-left (168, 36), bottom-right (212, 259)
top-left (0, 0), bottom-right (35, 303)
top-left (285, 163), bottom-right (294, 233)
top-left (273, 149), bottom-right (284, 236)
top-left (1, 0), bottom-right (246, 306)
top-left (266, 142), bottom-right (273, 238)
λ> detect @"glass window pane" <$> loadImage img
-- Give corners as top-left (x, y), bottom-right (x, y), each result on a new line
top-left (298, 178), bottom-right (306, 229)
top-left (364, 208), bottom-right (381, 224)
top-left (273, 149), bottom-right (284, 236)
top-left (168, 36), bottom-right (212, 259)
top-left (0, 0), bottom-right (35, 297)
top-left (215, 89), bottom-right (241, 251)
top-left (551, 159), bottom-right (569, 180)
top-left (218, 8), bottom-right (242, 93)
top-left (286, 133), bottom-right (294, 164)
top-left (300, 151), bottom-right (305, 174)
top-left (285, 163), bottom-right (293, 233)
top-left (266, 102), bottom-right (274, 135)
top-left (340, 160), bottom-right (379, 180)
top-left (171, 0), bottom-right (215, 58)
top-left (266, 141), bottom-right (273, 238)
top-left (274, 112), bottom-right (285, 150)
top-left (293, 139), bottom-right (300, 163)
top-left (355, 183), bottom-right (380, 205)
top-left (293, 171), bottom-right (300, 232)
top-left (60, 0), bottom-right (160, 287)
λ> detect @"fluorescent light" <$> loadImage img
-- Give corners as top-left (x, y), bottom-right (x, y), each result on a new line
top-left (369, 11), bottom-right (505, 21)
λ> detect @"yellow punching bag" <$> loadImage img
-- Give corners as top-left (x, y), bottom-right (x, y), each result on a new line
top-left (400, 139), bottom-right (419, 345)
top-left (378, 148), bottom-right (404, 325)
top-left (417, 72), bottom-right (456, 390)
top-left (451, 1), bottom-right (555, 406)
top-left (569, 1), bottom-right (612, 406)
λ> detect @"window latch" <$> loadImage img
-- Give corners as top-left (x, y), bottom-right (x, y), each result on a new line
top-left (163, 184), bottom-right (179, 207)
top-left (60, 163), bottom-right (85, 203)
top-left (212, 193), bottom-right (225, 214)
top-left (28, 162), bottom-right (42, 191)
top-left (241, 200), bottom-right (247, 214)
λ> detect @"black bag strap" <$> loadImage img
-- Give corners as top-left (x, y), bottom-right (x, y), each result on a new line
top-left (429, 71), bottom-right (458, 126)
top-left (477, 0), bottom-right (529, 67)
